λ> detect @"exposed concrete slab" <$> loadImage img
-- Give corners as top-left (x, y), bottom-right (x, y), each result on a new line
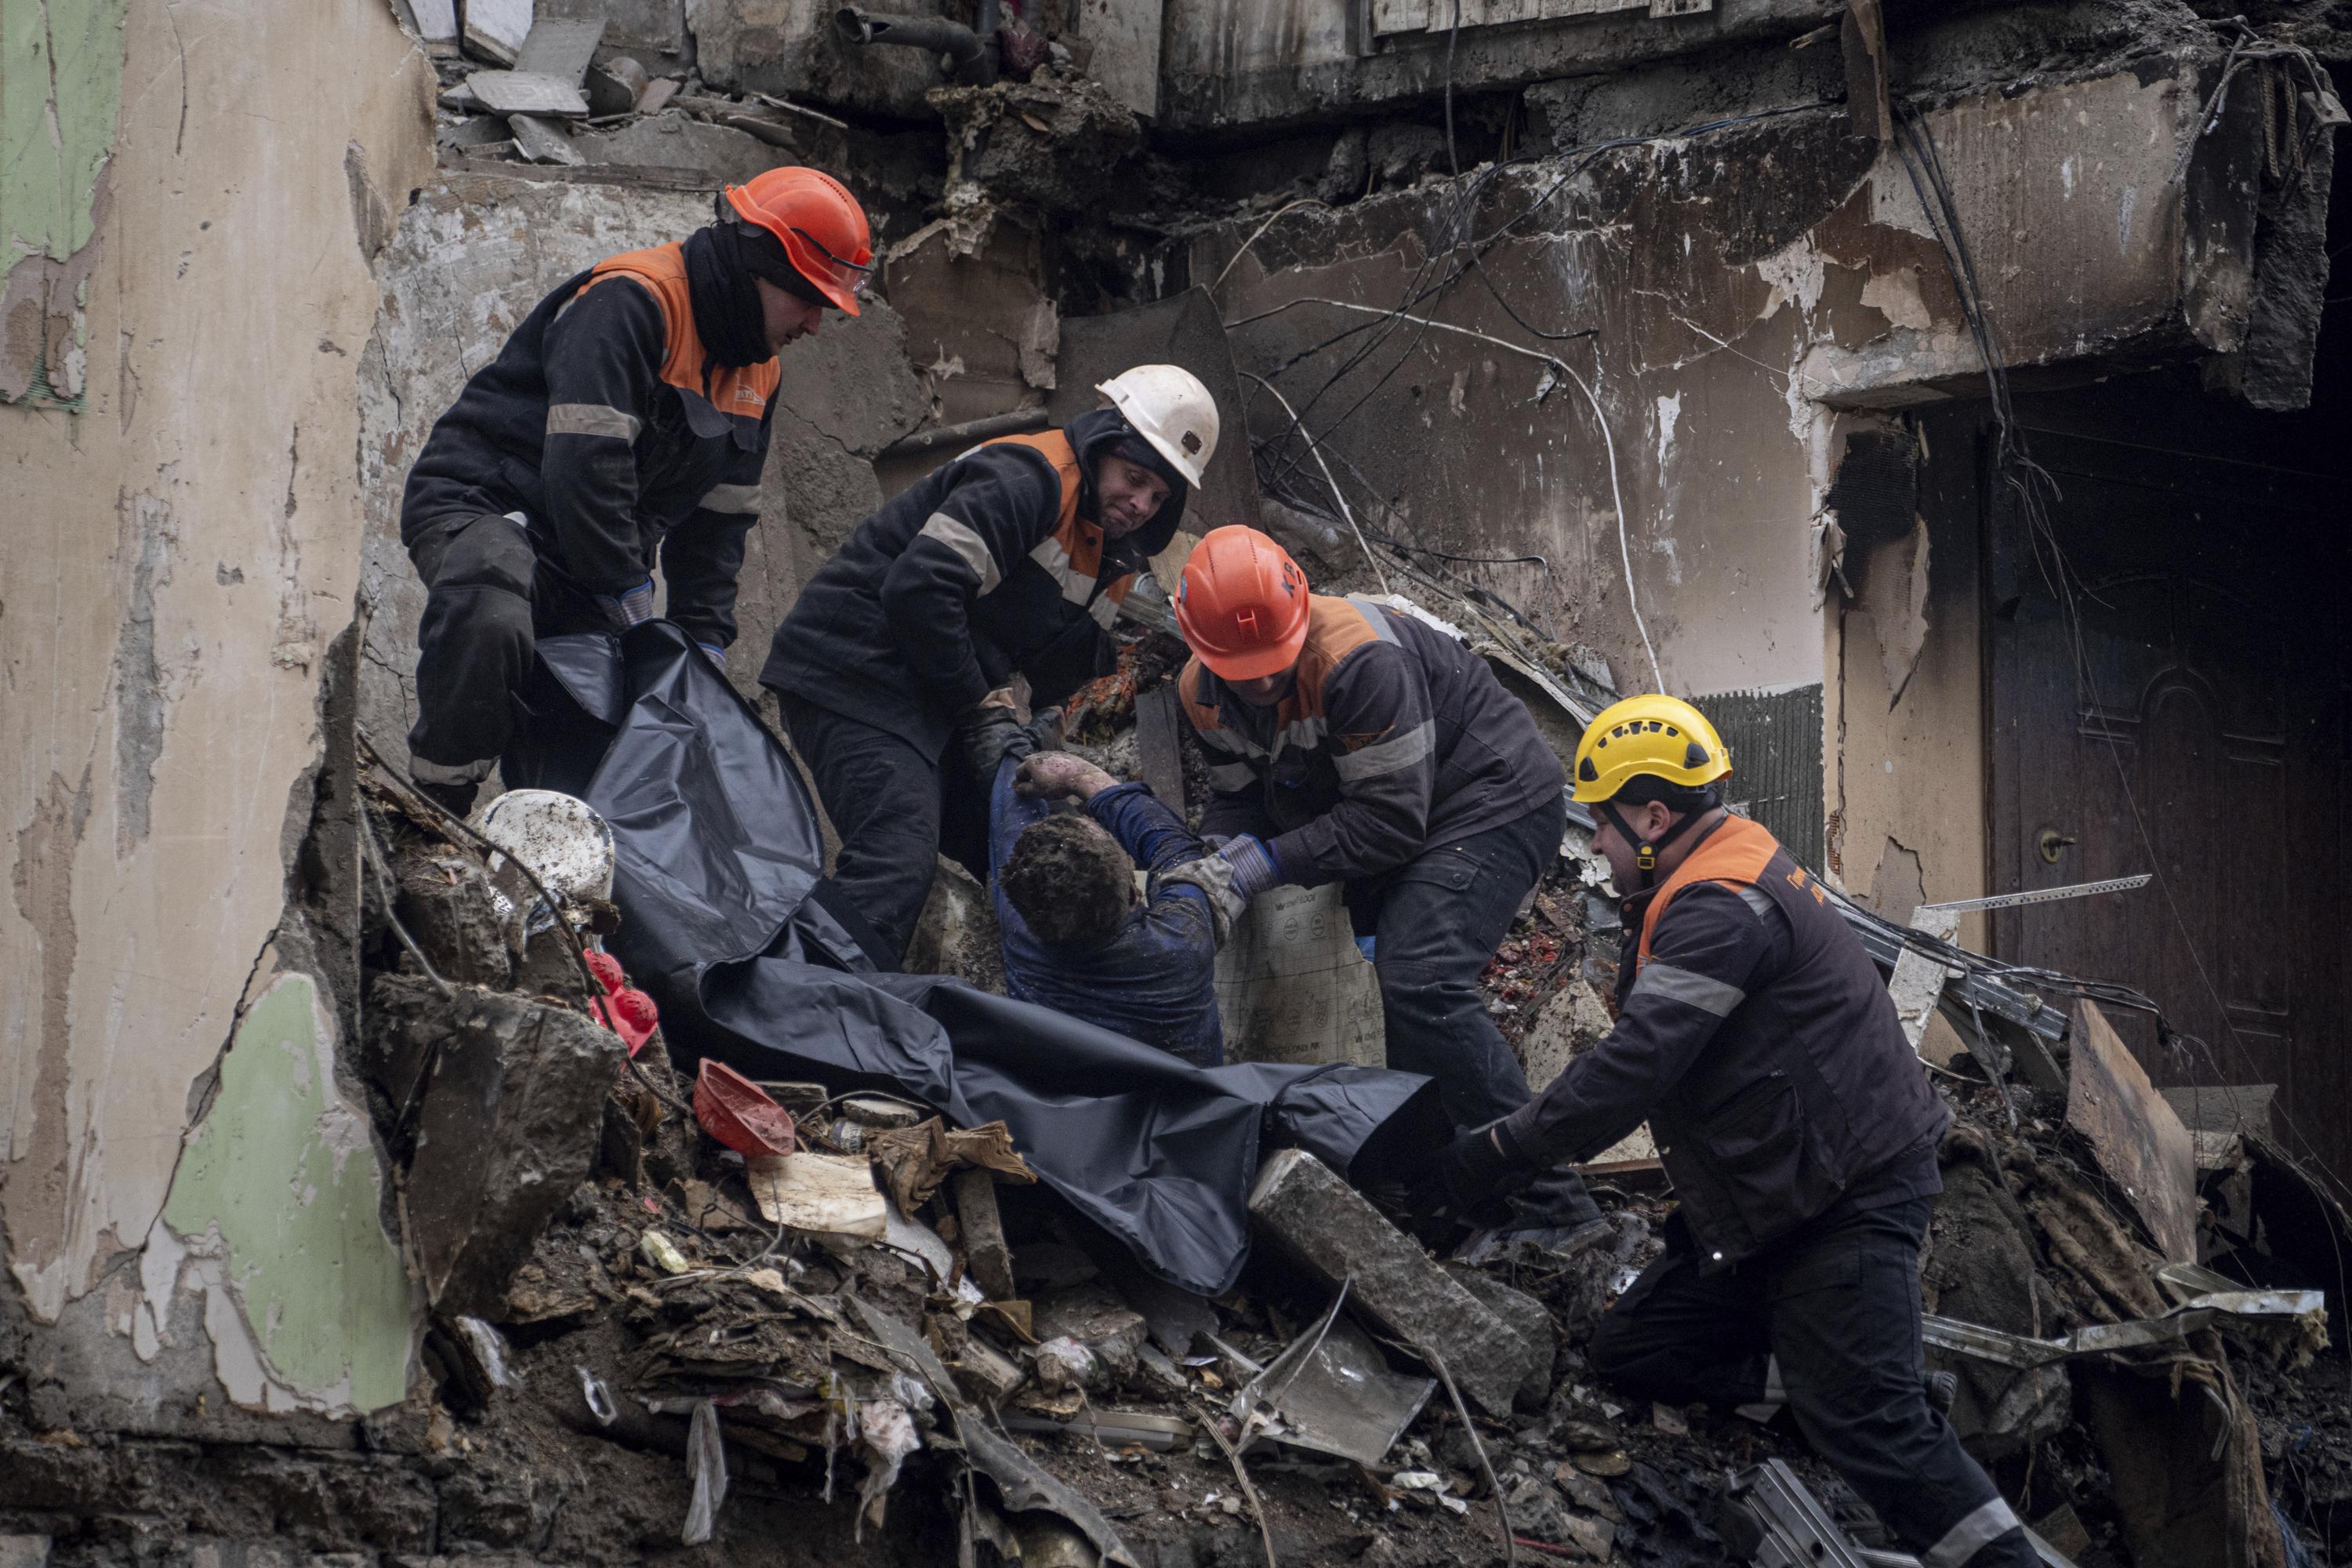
top-left (1159, 0), bottom-right (1839, 133)
top-left (1206, 50), bottom-right (2271, 716)
top-left (1247, 1149), bottom-right (1541, 1417)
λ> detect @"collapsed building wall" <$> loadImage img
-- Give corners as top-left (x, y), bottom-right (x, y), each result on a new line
top-left (1195, 22), bottom-right (2316, 926)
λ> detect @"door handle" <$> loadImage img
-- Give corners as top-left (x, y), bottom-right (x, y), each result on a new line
top-left (2037, 829), bottom-right (2078, 865)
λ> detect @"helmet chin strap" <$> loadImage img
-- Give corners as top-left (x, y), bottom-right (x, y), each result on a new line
top-left (1599, 799), bottom-right (1708, 891)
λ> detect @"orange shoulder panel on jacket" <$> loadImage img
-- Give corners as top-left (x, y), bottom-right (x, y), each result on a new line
top-left (984, 430), bottom-right (1085, 531)
top-left (1635, 815), bottom-right (1781, 966)
top-left (1178, 658), bottom-right (1224, 732)
top-left (1288, 595), bottom-right (1388, 717)
top-left (581, 245), bottom-right (781, 419)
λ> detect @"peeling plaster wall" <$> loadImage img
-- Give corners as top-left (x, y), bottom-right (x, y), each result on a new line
top-left (0, 0), bottom-right (434, 1415)
top-left (157, 973), bottom-right (415, 1414)
top-left (1823, 413), bottom-right (1987, 942)
top-left (358, 174), bottom-right (927, 779)
top-left (1200, 50), bottom-right (2261, 875)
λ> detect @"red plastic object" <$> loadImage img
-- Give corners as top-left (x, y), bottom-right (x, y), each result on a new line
top-left (584, 949), bottom-right (659, 1055)
top-left (599, 987), bottom-right (659, 1057)
top-left (586, 949), bottom-right (626, 993)
top-left (693, 1058), bottom-right (797, 1158)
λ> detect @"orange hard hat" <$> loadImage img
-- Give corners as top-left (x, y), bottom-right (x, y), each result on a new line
top-left (722, 168), bottom-right (873, 316)
top-left (1175, 526), bottom-right (1312, 681)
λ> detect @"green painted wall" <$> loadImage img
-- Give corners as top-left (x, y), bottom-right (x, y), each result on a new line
top-left (2, 0), bottom-right (125, 406)
top-left (162, 975), bottom-right (413, 1411)
top-left (2, 0), bottom-right (122, 260)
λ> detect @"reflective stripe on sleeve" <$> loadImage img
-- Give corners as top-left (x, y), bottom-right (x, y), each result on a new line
top-left (546, 402), bottom-right (643, 441)
top-left (919, 513), bottom-right (1004, 593)
top-left (698, 482), bottom-right (762, 516)
top-left (1631, 961), bottom-right (1745, 1018)
top-left (1331, 719), bottom-right (1434, 782)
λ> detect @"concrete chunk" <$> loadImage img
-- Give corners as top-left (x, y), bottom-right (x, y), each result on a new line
top-left (1034, 1283), bottom-right (1149, 1386)
top-left (1247, 1149), bottom-right (1540, 1417)
top-left (470, 71), bottom-right (590, 118)
top-left (367, 977), bottom-right (623, 1316)
top-left (1450, 1265), bottom-right (1557, 1409)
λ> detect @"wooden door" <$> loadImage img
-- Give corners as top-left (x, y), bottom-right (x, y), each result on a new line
top-left (1987, 421), bottom-right (2352, 1186)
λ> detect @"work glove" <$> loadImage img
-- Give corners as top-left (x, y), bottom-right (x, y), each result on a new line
top-left (1160, 833), bottom-right (1283, 945)
top-left (596, 579), bottom-right (657, 632)
top-left (955, 702), bottom-right (1032, 780)
top-left (1433, 1120), bottom-right (1539, 1221)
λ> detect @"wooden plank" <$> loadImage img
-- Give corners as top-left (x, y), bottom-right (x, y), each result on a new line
top-left (1133, 685), bottom-right (1185, 814)
top-left (2067, 1000), bottom-right (2198, 1263)
top-left (952, 1167), bottom-right (1017, 1302)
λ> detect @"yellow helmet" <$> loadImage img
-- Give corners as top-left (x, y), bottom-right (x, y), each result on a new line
top-left (1571, 695), bottom-right (1731, 804)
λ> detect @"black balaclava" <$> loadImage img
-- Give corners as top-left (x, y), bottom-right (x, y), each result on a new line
top-left (681, 198), bottom-right (822, 368)
top-left (1109, 432), bottom-right (1186, 493)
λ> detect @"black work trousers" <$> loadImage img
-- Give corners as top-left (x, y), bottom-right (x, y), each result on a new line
top-left (777, 693), bottom-right (989, 967)
top-left (1591, 1197), bottom-right (2035, 1568)
top-left (1346, 793), bottom-right (1599, 1231)
top-left (406, 513), bottom-right (556, 785)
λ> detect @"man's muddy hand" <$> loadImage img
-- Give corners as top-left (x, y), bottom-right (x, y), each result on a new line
top-left (1016, 751), bottom-right (1116, 801)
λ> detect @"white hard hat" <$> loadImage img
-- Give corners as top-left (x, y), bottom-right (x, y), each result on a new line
top-left (1098, 364), bottom-right (1218, 489)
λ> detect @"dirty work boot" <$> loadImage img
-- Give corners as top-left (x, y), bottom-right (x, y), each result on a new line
top-left (1925, 1370), bottom-right (1958, 1417)
top-left (412, 776), bottom-right (481, 822)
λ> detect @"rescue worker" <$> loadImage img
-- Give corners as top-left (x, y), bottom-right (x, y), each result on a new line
top-left (1167, 525), bottom-right (1603, 1247)
top-left (1439, 695), bottom-right (2034, 1568)
top-left (398, 168), bottom-right (873, 816)
top-left (762, 365), bottom-right (1218, 964)
top-left (991, 750), bottom-right (1222, 1067)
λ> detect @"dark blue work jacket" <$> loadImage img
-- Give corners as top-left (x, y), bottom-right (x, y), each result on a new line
top-left (989, 766), bottom-right (1224, 1068)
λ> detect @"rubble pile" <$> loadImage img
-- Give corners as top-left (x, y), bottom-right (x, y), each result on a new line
top-left (288, 656), bottom-right (2352, 1568)
top-left (423, 7), bottom-right (1136, 200)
